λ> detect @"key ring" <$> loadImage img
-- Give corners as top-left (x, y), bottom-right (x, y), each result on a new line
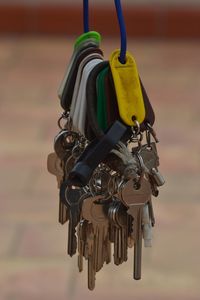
top-left (58, 111), bottom-right (72, 130)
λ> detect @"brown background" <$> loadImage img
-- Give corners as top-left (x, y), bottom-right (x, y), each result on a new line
top-left (0, 1), bottom-right (200, 300)
top-left (0, 1), bottom-right (200, 38)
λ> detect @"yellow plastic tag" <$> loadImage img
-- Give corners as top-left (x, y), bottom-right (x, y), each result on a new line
top-left (109, 49), bottom-right (145, 126)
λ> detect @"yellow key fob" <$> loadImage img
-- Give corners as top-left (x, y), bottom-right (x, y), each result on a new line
top-left (109, 49), bottom-right (145, 126)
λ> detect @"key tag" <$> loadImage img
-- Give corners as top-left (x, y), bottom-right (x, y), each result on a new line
top-left (74, 31), bottom-right (101, 51)
top-left (109, 49), bottom-right (146, 126)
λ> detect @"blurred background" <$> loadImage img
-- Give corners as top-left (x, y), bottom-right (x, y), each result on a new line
top-left (0, 0), bottom-right (200, 299)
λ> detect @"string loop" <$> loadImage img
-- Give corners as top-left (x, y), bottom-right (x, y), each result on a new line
top-left (83, 0), bottom-right (127, 64)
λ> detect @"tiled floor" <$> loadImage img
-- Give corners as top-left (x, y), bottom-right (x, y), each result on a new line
top-left (0, 37), bottom-right (200, 300)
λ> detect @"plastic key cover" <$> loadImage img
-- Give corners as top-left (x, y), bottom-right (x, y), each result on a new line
top-left (72, 58), bottom-right (103, 135)
top-left (109, 49), bottom-right (146, 126)
top-left (74, 31), bottom-right (101, 50)
top-left (70, 52), bottom-right (103, 119)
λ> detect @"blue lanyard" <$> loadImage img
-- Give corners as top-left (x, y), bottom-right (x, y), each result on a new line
top-left (83, 0), bottom-right (127, 64)
top-left (83, 0), bottom-right (89, 33)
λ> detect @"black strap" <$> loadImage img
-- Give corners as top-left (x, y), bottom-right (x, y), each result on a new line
top-left (67, 121), bottom-right (127, 187)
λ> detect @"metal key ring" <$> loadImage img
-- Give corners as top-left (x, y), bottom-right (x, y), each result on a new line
top-left (131, 119), bottom-right (141, 136)
top-left (58, 112), bottom-right (71, 130)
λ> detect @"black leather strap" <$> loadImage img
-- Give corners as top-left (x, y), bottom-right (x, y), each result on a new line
top-left (67, 121), bottom-right (127, 187)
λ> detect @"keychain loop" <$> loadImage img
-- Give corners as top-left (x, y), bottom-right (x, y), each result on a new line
top-left (83, 0), bottom-right (127, 64)
top-left (83, 0), bottom-right (89, 33)
top-left (58, 111), bottom-right (71, 130)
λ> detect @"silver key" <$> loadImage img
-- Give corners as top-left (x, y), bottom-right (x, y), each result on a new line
top-left (138, 142), bottom-right (165, 186)
top-left (151, 168), bottom-right (165, 187)
top-left (109, 199), bottom-right (128, 265)
top-left (119, 176), bottom-right (151, 280)
top-left (115, 202), bottom-right (128, 264)
top-left (60, 184), bottom-right (84, 256)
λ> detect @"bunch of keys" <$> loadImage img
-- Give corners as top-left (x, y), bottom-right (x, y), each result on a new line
top-left (47, 0), bottom-right (165, 291)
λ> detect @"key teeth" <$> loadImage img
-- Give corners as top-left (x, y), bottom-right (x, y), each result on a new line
top-left (52, 129), bottom-right (161, 290)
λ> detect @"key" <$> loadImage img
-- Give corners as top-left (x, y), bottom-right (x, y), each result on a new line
top-left (151, 167), bottom-right (165, 187)
top-left (148, 174), bottom-right (159, 197)
top-left (114, 201), bottom-right (128, 265)
top-left (47, 152), bottom-right (64, 188)
top-left (104, 234), bottom-right (111, 265)
top-left (108, 200), bottom-right (120, 265)
top-left (77, 219), bottom-right (88, 272)
top-left (47, 152), bottom-right (68, 224)
top-left (115, 202), bottom-right (128, 264)
top-left (60, 184), bottom-right (85, 256)
top-left (86, 223), bottom-right (96, 291)
top-left (119, 176), bottom-right (151, 280)
top-left (137, 142), bottom-right (165, 186)
top-left (133, 142), bottom-right (159, 173)
top-left (108, 199), bottom-right (128, 265)
top-left (82, 196), bottom-right (109, 273)
top-left (58, 201), bottom-right (69, 225)
top-left (127, 214), bottom-right (135, 248)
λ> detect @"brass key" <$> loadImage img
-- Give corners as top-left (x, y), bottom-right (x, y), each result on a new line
top-left (82, 195), bottom-right (110, 289)
top-left (47, 152), bottom-right (68, 224)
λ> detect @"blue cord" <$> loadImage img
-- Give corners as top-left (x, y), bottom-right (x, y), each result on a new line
top-left (114, 0), bottom-right (127, 64)
top-left (83, 0), bottom-right (89, 33)
top-left (83, 0), bottom-right (127, 63)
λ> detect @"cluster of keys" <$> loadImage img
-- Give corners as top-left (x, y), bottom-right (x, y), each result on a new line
top-left (47, 29), bottom-right (165, 290)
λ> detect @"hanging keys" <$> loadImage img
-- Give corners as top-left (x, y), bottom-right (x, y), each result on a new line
top-left (47, 0), bottom-right (165, 291)
top-left (133, 141), bottom-right (165, 195)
